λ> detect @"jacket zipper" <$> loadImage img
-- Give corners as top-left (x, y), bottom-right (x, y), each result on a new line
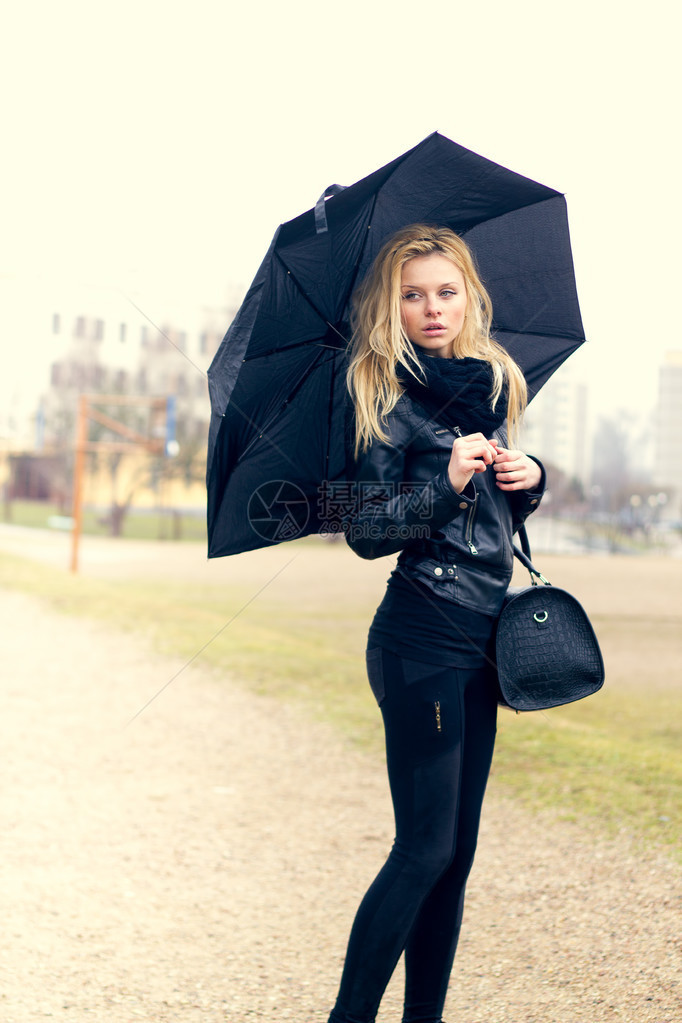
top-left (465, 493), bottom-right (479, 555)
top-left (453, 426), bottom-right (479, 555)
top-left (434, 701), bottom-right (442, 733)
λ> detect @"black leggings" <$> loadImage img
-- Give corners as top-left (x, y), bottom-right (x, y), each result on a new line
top-left (328, 647), bottom-right (498, 1023)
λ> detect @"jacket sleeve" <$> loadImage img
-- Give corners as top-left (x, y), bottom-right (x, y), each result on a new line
top-left (491, 426), bottom-right (546, 533)
top-left (509, 455), bottom-right (546, 534)
top-left (344, 411), bottom-right (475, 560)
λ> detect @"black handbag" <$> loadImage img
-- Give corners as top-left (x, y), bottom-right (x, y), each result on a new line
top-left (495, 525), bottom-right (605, 712)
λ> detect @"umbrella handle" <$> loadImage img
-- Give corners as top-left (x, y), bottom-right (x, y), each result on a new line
top-left (315, 183), bottom-right (346, 234)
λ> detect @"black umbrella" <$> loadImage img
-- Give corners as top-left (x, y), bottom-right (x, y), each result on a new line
top-left (207, 131), bottom-right (585, 558)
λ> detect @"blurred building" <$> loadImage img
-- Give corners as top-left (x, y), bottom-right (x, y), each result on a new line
top-left (1, 274), bottom-right (238, 508)
top-left (1, 274), bottom-right (238, 452)
top-left (519, 368), bottom-right (590, 489)
top-left (41, 290), bottom-right (232, 452)
top-left (652, 350), bottom-right (682, 517)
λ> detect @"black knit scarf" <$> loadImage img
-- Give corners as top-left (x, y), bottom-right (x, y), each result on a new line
top-left (398, 350), bottom-right (507, 437)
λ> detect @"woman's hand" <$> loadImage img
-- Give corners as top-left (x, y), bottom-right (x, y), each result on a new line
top-left (448, 433), bottom-right (499, 494)
top-left (493, 447), bottom-right (542, 491)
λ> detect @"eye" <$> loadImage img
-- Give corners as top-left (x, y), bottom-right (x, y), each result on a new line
top-left (440, 289), bottom-right (457, 297)
top-left (401, 291), bottom-right (421, 301)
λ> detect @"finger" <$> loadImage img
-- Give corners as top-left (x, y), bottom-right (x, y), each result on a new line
top-left (457, 432), bottom-right (488, 443)
top-left (498, 470), bottom-right (534, 488)
top-left (479, 440), bottom-right (498, 463)
top-left (496, 478), bottom-right (525, 490)
top-left (456, 439), bottom-right (496, 465)
top-left (497, 453), bottom-right (524, 468)
top-left (459, 452), bottom-right (492, 472)
top-left (460, 433), bottom-right (497, 453)
top-left (494, 447), bottom-right (522, 464)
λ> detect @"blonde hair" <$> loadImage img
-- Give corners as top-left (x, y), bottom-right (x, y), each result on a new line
top-left (347, 224), bottom-right (527, 455)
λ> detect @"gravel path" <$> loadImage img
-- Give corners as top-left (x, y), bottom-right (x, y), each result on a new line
top-left (0, 588), bottom-right (679, 1023)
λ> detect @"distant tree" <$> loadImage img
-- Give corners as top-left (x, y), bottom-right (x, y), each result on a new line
top-left (586, 413), bottom-right (673, 549)
top-left (43, 335), bottom-right (209, 538)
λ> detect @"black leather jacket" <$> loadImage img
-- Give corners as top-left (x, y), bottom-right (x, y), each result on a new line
top-left (344, 393), bottom-right (545, 616)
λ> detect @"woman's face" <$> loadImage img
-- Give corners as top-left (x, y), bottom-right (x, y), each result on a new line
top-left (400, 253), bottom-right (467, 358)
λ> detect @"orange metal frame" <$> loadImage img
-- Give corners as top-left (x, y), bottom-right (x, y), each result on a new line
top-left (70, 394), bottom-right (168, 572)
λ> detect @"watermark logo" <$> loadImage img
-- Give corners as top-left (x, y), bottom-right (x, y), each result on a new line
top-left (247, 479), bottom-right (435, 543)
top-left (247, 480), bottom-right (310, 542)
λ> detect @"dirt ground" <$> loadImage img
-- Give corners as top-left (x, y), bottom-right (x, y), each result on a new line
top-left (1, 569), bottom-right (680, 1023)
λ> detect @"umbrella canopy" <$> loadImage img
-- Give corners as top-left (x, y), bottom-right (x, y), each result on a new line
top-left (207, 131), bottom-right (585, 558)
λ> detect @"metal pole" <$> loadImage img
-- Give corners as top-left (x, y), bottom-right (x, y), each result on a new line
top-left (70, 395), bottom-right (87, 573)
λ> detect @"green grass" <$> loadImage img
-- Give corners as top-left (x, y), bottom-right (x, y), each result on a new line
top-left (0, 542), bottom-right (679, 860)
top-left (3, 499), bottom-right (207, 541)
top-left (492, 680), bottom-right (679, 843)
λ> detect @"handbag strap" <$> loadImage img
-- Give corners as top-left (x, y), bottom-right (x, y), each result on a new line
top-left (513, 524), bottom-right (550, 585)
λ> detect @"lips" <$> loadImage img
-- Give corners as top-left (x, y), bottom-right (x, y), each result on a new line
top-left (423, 325), bottom-right (447, 333)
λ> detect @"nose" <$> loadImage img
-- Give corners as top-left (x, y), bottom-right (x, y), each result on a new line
top-left (425, 294), bottom-right (442, 317)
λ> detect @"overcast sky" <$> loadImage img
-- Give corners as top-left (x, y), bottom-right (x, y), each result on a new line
top-left (2, 0), bottom-right (679, 423)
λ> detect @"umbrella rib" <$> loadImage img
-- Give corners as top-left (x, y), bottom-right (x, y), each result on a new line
top-left (324, 348), bottom-right (339, 478)
top-left (273, 251), bottom-right (332, 328)
top-left (243, 337), bottom-right (347, 362)
top-left (459, 191), bottom-right (565, 235)
top-left (250, 192), bottom-right (380, 367)
top-left (344, 191), bottom-right (379, 301)
top-left (226, 394), bottom-right (302, 472)
top-left (236, 347), bottom-right (334, 466)
top-left (493, 325), bottom-right (586, 342)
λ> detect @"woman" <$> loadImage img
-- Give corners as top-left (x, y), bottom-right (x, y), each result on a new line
top-left (328, 225), bottom-right (545, 1023)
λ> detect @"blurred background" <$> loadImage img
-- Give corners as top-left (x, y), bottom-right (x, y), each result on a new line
top-left (1, 0), bottom-right (680, 553)
top-left (1, 16), bottom-right (680, 1013)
